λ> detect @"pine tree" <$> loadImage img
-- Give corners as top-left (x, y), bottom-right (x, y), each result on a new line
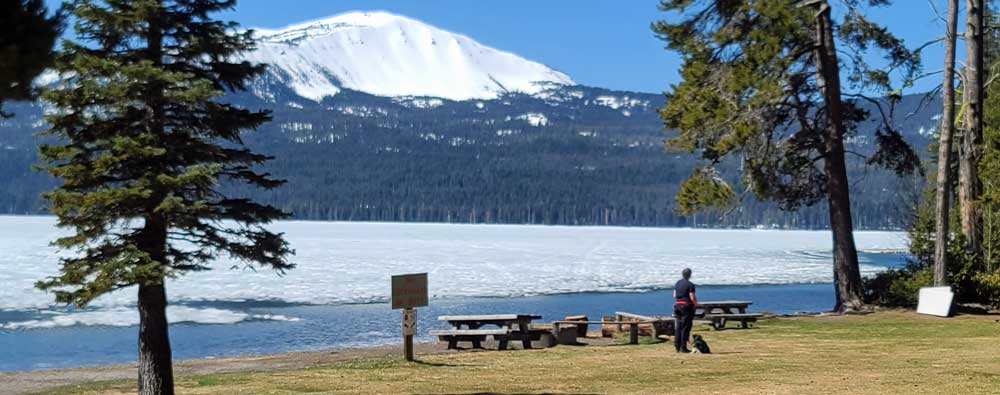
top-left (975, 3), bottom-right (1000, 300)
top-left (654, 0), bottom-right (920, 312)
top-left (959, 0), bottom-right (986, 253)
top-left (933, 0), bottom-right (960, 286)
top-left (36, 1), bottom-right (293, 393)
top-left (0, 0), bottom-right (63, 117)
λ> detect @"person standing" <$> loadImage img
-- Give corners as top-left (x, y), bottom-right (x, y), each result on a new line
top-left (673, 268), bottom-right (698, 353)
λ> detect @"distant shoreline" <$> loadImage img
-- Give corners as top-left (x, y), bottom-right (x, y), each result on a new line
top-left (0, 214), bottom-right (910, 233)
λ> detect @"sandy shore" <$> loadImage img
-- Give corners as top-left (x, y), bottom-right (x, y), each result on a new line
top-left (0, 342), bottom-right (453, 395)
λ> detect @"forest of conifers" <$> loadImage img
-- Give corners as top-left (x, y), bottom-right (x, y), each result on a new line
top-left (0, 84), bottom-right (937, 229)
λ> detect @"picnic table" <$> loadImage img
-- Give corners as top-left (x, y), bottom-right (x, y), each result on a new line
top-left (694, 300), bottom-right (753, 316)
top-left (552, 313), bottom-right (674, 345)
top-left (694, 301), bottom-right (761, 329)
top-left (431, 314), bottom-right (543, 350)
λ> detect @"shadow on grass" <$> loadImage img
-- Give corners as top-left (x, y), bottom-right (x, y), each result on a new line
top-left (954, 304), bottom-right (999, 315)
top-left (429, 393), bottom-right (601, 395)
top-left (410, 359), bottom-right (484, 368)
top-left (603, 336), bottom-right (667, 347)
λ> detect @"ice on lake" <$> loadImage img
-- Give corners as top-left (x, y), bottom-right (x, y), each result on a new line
top-left (0, 216), bottom-right (908, 329)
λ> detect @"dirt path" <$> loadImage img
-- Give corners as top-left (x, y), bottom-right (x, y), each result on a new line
top-left (0, 342), bottom-right (453, 395)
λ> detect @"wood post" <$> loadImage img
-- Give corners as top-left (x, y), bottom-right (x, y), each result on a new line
top-left (629, 323), bottom-right (639, 345)
top-left (404, 334), bottom-right (414, 361)
top-left (402, 308), bottom-right (416, 361)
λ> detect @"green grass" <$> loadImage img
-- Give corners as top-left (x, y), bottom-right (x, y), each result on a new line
top-left (32, 379), bottom-right (133, 395)
top-left (36, 311), bottom-right (1000, 394)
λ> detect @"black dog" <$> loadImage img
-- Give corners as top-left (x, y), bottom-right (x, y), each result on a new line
top-left (691, 334), bottom-right (711, 354)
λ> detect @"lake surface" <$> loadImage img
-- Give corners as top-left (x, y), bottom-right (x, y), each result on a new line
top-left (0, 216), bottom-right (909, 371)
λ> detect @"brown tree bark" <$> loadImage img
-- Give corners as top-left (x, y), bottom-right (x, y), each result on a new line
top-left (138, 282), bottom-right (174, 395)
top-left (136, 214), bottom-right (173, 395)
top-left (960, 0), bottom-right (985, 252)
top-left (934, 0), bottom-right (960, 286)
top-left (813, 1), bottom-right (864, 312)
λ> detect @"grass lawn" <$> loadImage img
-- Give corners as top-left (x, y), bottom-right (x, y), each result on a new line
top-left (38, 311), bottom-right (1000, 394)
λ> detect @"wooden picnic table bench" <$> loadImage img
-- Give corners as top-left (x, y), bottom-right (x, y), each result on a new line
top-left (703, 313), bottom-right (763, 329)
top-left (551, 320), bottom-right (650, 344)
top-left (690, 301), bottom-right (759, 330)
top-left (695, 300), bottom-right (753, 317)
top-left (428, 328), bottom-right (510, 349)
top-left (434, 314), bottom-right (543, 350)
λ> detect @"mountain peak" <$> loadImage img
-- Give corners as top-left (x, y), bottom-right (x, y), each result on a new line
top-left (253, 11), bottom-right (414, 45)
top-left (244, 11), bottom-right (574, 101)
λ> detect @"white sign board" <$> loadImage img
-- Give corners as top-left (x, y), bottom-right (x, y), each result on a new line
top-left (917, 286), bottom-right (953, 317)
top-left (402, 308), bottom-right (417, 336)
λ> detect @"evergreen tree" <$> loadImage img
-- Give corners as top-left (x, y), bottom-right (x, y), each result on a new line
top-left (933, 0), bottom-right (960, 286)
top-left (959, 0), bottom-right (986, 253)
top-left (974, 1), bottom-right (1000, 302)
top-left (654, 0), bottom-right (920, 312)
top-left (0, 0), bottom-right (63, 117)
top-left (885, 2), bottom-right (1000, 308)
top-left (36, 1), bottom-right (293, 393)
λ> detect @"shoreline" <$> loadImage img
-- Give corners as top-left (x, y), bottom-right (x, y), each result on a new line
top-left (0, 310), bottom-right (785, 394)
top-left (0, 214), bottom-right (910, 233)
top-left (7, 311), bottom-right (1000, 394)
top-left (0, 283), bottom-right (878, 372)
top-left (2, 312), bottom-right (817, 394)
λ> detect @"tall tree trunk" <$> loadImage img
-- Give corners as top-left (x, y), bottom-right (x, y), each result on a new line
top-left (139, 7), bottom-right (174, 392)
top-left (934, 0), bottom-right (961, 286)
top-left (813, 1), bottom-right (864, 312)
top-left (960, 0), bottom-right (985, 252)
top-left (138, 282), bottom-right (174, 395)
top-left (137, 213), bottom-right (173, 395)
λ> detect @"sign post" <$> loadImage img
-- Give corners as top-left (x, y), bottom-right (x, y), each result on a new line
top-left (391, 273), bottom-right (428, 361)
top-left (402, 308), bottom-right (416, 360)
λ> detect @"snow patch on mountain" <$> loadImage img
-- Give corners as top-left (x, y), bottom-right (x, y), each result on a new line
top-left (592, 95), bottom-right (649, 110)
top-left (246, 11), bottom-right (574, 102)
top-left (532, 82), bottom-right (585, 104)
top-left (516, 113), bottom-right (549, 127)
top-left (336, 105), bottom-right (389, 118)
top-left (394, 97), bottom-right (445, 109)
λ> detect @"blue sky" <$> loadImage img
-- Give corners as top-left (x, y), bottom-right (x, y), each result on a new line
top-left (50, 0), bottom-right (953, 94)
top-left (222, 0), bottom-right (948, 94)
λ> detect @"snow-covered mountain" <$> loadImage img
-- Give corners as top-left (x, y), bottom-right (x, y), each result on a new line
top-left (244, 11), bottom-right (574, 102)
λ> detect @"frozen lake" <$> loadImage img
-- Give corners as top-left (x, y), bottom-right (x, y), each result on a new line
top-left (0, 216), bottom-right (907, 328)
top-left (0, 216), bottom-right (910, 370)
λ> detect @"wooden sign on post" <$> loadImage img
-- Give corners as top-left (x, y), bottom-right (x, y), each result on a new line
top-left (391, 273), bottom-right (428, 310)
top-left (391, 273), bottom-right (427, 361)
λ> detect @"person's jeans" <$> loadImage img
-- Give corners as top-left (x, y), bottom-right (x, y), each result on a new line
top-left (673, 303), bottom-right (694, 351)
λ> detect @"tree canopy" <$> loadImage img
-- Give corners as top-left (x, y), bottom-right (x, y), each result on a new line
top-left (654, 0), bottom-right (921, 311)
top-left (0, 0), bottom-right (63, 117)
top-left (37, 0), bottom-right (293, 306)
top-left (655, 0), bottom-right (920, 214)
